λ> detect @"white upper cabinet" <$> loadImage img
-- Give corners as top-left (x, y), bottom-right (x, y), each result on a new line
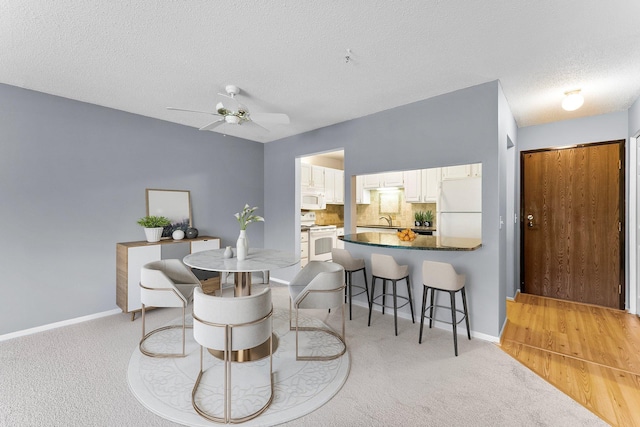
top-left (301, 163), bottom-right (312, 187)
top-left (403, 170), bottom-right (422, 202)
top-left (324, 168), bottom-right (336, 202)
top-left (423, 168), bottom-right (440, 202)
top-left (404, 168), bottom-right (440, 203)
top-left (382, 172), bottom-right (404, 187)
top-left (312, 165), bottom-right (325, 188)
top-left (362, 174), bottom-right (380, 189)
top-left (334, 169), bottom-right (344, 204)
top-left (441, 163), bottom-right (482, 180)
top-left (441, 164), bottom-right (472, 180)
top-left (363, 172), bottom-right (404, 189)
top-left (301, 163), bottom-right (325, 189)
top-left (356, 175), bottom-right (370, 204)
top-left (324, 167), bottom-right (344, 204)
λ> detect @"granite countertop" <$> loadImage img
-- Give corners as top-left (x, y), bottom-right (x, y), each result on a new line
top-left (341, 232), bottom-right (481, 251)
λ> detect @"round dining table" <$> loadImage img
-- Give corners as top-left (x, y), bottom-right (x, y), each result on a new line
top-left (183, 248), bottom-right (299, 296)
top-left (184, 248), bottom-right (299, 362)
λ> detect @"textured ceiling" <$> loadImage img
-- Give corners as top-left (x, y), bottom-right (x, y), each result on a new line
top-left (2, 1), bottom-right (640, 143)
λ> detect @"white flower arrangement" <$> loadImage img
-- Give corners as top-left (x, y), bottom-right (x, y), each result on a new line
top-left (234, 204), bottom-right (265, 230)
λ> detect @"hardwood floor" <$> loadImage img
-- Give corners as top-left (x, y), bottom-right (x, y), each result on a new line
top-left (500, 293), bottom-right (640, 427)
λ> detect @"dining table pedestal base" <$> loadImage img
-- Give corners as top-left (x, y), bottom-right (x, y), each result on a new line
top-left (208, 334), bottom-right (279, 362)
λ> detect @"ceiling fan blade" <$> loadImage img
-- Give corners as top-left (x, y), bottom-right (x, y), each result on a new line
top-left (244, 120), bottom-right (270, 132)
top-left (167, 107), bottom-right (218, 115)
top-left (250, 113), bottom-right (290, 125)
top-left (199, 119), bottom-right (225, 131)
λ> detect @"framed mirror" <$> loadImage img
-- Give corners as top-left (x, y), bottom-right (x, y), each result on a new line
top-left (146, 189), bottom-right (192, 236)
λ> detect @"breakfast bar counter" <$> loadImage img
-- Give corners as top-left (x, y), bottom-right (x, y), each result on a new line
top-left (341, 232), bottom-right (482, 251)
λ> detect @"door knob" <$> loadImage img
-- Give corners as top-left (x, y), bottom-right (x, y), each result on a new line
top-left (527, 214), bottom-right (534, 228)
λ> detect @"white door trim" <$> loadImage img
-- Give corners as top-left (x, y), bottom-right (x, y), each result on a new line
top-left (630, 135), bottom-right (638, 315)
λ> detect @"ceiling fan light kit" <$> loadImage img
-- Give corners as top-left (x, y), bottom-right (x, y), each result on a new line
top-left (167, 85), bottom-right (290, 133)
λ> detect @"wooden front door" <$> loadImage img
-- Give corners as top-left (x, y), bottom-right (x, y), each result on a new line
top-left (521, 140), bottom-right (624, 309)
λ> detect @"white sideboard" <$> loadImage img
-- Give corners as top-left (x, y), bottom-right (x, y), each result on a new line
top-left (116, 236), bottom-right (220, 318)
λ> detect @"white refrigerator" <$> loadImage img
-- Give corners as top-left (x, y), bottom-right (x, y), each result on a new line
top-left (438, 177), bottom-right (482, 239)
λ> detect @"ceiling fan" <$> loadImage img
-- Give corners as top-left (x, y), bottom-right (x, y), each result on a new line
top-left (167, 85), bottom-right (290, 132)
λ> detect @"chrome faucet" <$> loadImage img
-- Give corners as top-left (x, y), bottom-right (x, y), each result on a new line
top-left (380, 215), bottom-right (392, 226)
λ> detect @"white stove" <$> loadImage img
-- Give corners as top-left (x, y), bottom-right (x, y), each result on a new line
top-left (301, 212), bottom-right (337, 261)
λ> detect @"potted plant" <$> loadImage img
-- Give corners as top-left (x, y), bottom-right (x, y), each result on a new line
top-left (414, 211), bottom-right (423, 227)
top-left (423, 210), bottom-right (433, 227)
top-left (137, 215), bottom-right (171, 243)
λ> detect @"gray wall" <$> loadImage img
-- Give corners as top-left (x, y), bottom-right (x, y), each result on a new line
top-left (265, 81), bottom-right (507, 338)
top-left (0, 84), bottom-right (265, 335)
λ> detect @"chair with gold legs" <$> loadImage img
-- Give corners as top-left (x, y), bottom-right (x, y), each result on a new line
top-left (288, 261), bottom-right (346, 361)
top-left (139, 259), bottom-right (201, 358)
top-left (192, 287), bottom-right (273, 424)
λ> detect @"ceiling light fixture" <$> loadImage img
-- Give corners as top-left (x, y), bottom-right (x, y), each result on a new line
top-left (562, 89), bottom-right (584, 111)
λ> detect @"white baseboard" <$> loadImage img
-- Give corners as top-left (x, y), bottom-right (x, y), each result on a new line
top-left (350, 299), bottom-right (500, 343)
top-left (0, 308), bottom-right (122, 342)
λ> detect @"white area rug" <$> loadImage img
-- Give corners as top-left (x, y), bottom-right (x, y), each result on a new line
top-left (128, 308), bottom-right (350, 426)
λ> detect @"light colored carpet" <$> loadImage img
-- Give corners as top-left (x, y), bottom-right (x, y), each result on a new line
top-left (0, 284), bottom-right (606, 426)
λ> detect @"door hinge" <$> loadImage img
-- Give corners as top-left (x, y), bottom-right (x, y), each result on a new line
top-left (619, 284), bottom-right (622, 294)
top-left (619, 222), bottom-right (622, 232)
top-left (619, 160), bottom-right (621, 170)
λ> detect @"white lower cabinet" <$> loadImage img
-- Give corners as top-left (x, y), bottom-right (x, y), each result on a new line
top-left (116, 236), bottom-right (220, 316)
top-left (300, 230), bottom-right (309, 268)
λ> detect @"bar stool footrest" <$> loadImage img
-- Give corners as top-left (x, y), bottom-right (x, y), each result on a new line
top-left (371, 294), bottom-right (412, 310)
top-left (421, 304), bottom-right (467, 325)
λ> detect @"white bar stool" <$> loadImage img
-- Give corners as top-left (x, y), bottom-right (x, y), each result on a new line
top-left (368, 253), bottom-right (415, 336)
top-left (419, 260), bottom-right (471, 356)
top-left (331, 248), bottom-right (370, 320)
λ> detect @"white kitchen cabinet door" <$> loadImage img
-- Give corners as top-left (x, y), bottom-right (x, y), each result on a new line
top-left (441, 164), bottom-right (471, 180)
top-left (335, 170), bottom-right (344, 204)
top-left (311, 165), bottom-right (325, 189)
top-left (356, 176), bottom-right (371, 204)
top-left (404, 170), bottom-right (422, 202)
top-left (471, 163), bottom-right (482, 177)
top-left (423, 167), bottom-right (440, 202)
top-left (363, 173), bottom-right (380, 189)
top-left (301, 163), bottom-right (325, 189)
top-left (325, 168), bottom-right (336, 203)
top-left (382, 172), bottom-right (404, 187)
top-left (301, 163), bottom-right (312, 187)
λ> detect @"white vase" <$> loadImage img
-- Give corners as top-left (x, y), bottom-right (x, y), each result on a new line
top-left (223, 246), bottom-right (233, 258)
top-left (236, 230), bottom-right (248, 261)
top-left (144, 227), bottom-right (164, 243)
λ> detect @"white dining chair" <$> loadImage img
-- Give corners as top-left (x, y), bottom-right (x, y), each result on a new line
top-left (289, 261), bottom-right (346, 361)
top-left (139, 259), bottom-right (201, 358)
top-left (191, 286), bottom-right (274, 424)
